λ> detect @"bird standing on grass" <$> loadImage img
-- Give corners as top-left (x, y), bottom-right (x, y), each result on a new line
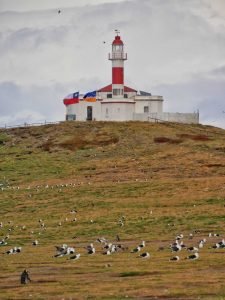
top-left (139, 252), bottom-right (150, 258)
top-left (70, 253), bottom-right (80, 260)
top-left (20, 269), bottom-right (31, 284)
top-left (186, 253), bottom-right (199, 260)
top-left (170, 256), bottom-right (180, 261)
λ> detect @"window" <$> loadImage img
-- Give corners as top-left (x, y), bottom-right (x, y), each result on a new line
top-left (124, 94), bottom-right (128, 98)
top-left (66, 114), bottom-right (76, 121)
top-left (113, 45), bottom-right (123, 51)
top-left (113, 89), bottom-right (123, 96)
top-left (144, 106), bottom-right (149, 113)
top-left (107, 93), bottom-right (112, 98)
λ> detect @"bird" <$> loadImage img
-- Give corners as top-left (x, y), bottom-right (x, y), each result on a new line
top-left (6, 248), bottom-right (13, 254)
top-left (103, 243), bottom-right (112, 250)
top-left (198, 241), bottom-right (204, 249)
top-left (171, 244), bottom-right (182, 252)
top-left (176, 234), bottom-right (184, 240)
top-left (87, 248), bottom-right (95, 255)
top-left (15, 247), bottom-right (22, 253)
top-left (32, 240), bottom-right (38, 246)
top-left (58, 10), bottom-right (61, 14)
top-left (0, 239), bottom-right (7, 246)
top-left (187, 246), bottom-right (199, 252)
top-left (55, 244), bottom-right (67, 252)
top-left (103, 250), bottom-right (111, 255)
top-left (211, 243), bottom-right (222, 249)
top-left (131, 246), bottom-right (141, 253)
top-left (186, 253), bottom-right (199, 260)
top-left (69, 253), bottom-right (80, 260)
top-left (170, 256), bottom-right (180, 261)
top-left (139, 241), bottom-right (146, 248)
top-left (66, 247), bottom-right (75, 255)
top-left (97, 237), bottom-right (107, 244)
top-left (139, 252), bottom-right (150, 258)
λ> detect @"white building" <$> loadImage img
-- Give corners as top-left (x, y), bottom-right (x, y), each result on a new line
top-left (64, 33), bottom-right (199, 124)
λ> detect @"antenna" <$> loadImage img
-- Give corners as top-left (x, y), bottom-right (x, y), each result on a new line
top-left (115, 29), bottom-right (120, 36)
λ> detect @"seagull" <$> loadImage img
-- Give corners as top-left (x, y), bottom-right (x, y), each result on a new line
top-left (6, 248), bottom-right (14, 254)
top-left (139, 252), bottom-right (150, 258)
top-left (97, 237), bottom-right (107, 244)
top-left (32, 240), bottom-right (38, 246)
top-left (58, 10), bottom-right (61, 14)
top-left (103, 243), bottom-right (112, 250)
top-left (187, 246), bottom-right (199, 252)
top-left (211, 243), bottom-right (221, 249)
top-left (198, 241), bottom-right (204, 249)
top-left (171, 244), bottom-right (182, 252)
top-left (186, 252), bottom-right (199, 260)
top-left (15, 247), bottom-right (22, 253)
top-left (170, 256), bottom-right (180, 261)
top-left (88, 248), bottom-right (95, 254)
top-left (176, 234), bottom-right (184, 240)
top-left (66, 247), bottom-right (75, 255)
top-left (55, 244), bottom-right (67, 252)
top-left (139, 241), bottom-right (146, 248)
top-left (131, 246), bottom-right (141, 253)
top-left (0, 239), bottom-right (7, 246)
top-left (103, 250), bottom-right (111, 255)
top-left (70, 253), bottom-right (80, 260)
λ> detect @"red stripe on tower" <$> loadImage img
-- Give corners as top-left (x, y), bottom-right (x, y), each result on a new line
top-left (112, 67), bottom-right (124, 84)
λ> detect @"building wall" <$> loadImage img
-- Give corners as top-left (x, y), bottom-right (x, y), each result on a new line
top-left (65, 96), bottom-right (199, 124)
top-left (133, 112), bottom-right (199, 124)
top-left (101, 102), bottom-right (135, 121)
top-left (66, 101), bottom-right (102, 121)
top-left (134, 98), bottom-right (163, 114)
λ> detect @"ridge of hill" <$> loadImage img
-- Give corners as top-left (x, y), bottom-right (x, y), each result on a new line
top-left (0, 121), bottom-right (225, 299)
top-left (0, 121), bottom-right (225, 186)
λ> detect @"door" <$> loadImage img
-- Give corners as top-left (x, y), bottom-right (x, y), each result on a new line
top-left (87, 106), bottom-right (93, 121)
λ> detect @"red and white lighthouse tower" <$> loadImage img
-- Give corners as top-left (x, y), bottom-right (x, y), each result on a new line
top-left (109, 31), bottom-right (127, 97)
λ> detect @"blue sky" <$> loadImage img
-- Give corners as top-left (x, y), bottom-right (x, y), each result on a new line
top-left (0, 0), bottom-right (225, 128)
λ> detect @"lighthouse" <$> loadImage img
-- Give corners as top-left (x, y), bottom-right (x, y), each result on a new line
top-left (108, 31), bottom-right (127, 98)
top-left (63, 32), bottom-right (198, 123)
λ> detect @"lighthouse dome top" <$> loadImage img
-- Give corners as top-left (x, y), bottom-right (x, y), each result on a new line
top-left (112, 35), bottom-right (123, 45)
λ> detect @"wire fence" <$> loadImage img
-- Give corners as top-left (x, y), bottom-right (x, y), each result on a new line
top-left (0, 121), bottom-right (62, 130)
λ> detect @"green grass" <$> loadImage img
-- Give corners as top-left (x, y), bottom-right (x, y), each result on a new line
top-left (0, 121), bottom-right (225, 299)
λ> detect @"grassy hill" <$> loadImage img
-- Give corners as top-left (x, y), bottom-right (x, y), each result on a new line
top-left (0, 121), bottom-right (225, 299)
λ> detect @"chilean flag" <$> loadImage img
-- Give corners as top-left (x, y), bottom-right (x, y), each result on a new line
top-left (63, 92), bottom-right (79, 106)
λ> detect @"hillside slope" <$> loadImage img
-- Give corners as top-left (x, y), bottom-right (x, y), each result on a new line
top-left (0, 121), bottom-right (225, 299)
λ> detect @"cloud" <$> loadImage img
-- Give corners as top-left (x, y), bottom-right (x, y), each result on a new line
top-left (0, 0), bottom-right (125, 12)
top-left (153, 69), bottom-right (225, 128)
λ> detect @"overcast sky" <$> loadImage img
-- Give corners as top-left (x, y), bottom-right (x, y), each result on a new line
top-left (0, 0), bottom-right (225, 128)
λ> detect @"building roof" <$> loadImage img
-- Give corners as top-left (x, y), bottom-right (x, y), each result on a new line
top-left (98, 84), bottom-right (137, 93)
